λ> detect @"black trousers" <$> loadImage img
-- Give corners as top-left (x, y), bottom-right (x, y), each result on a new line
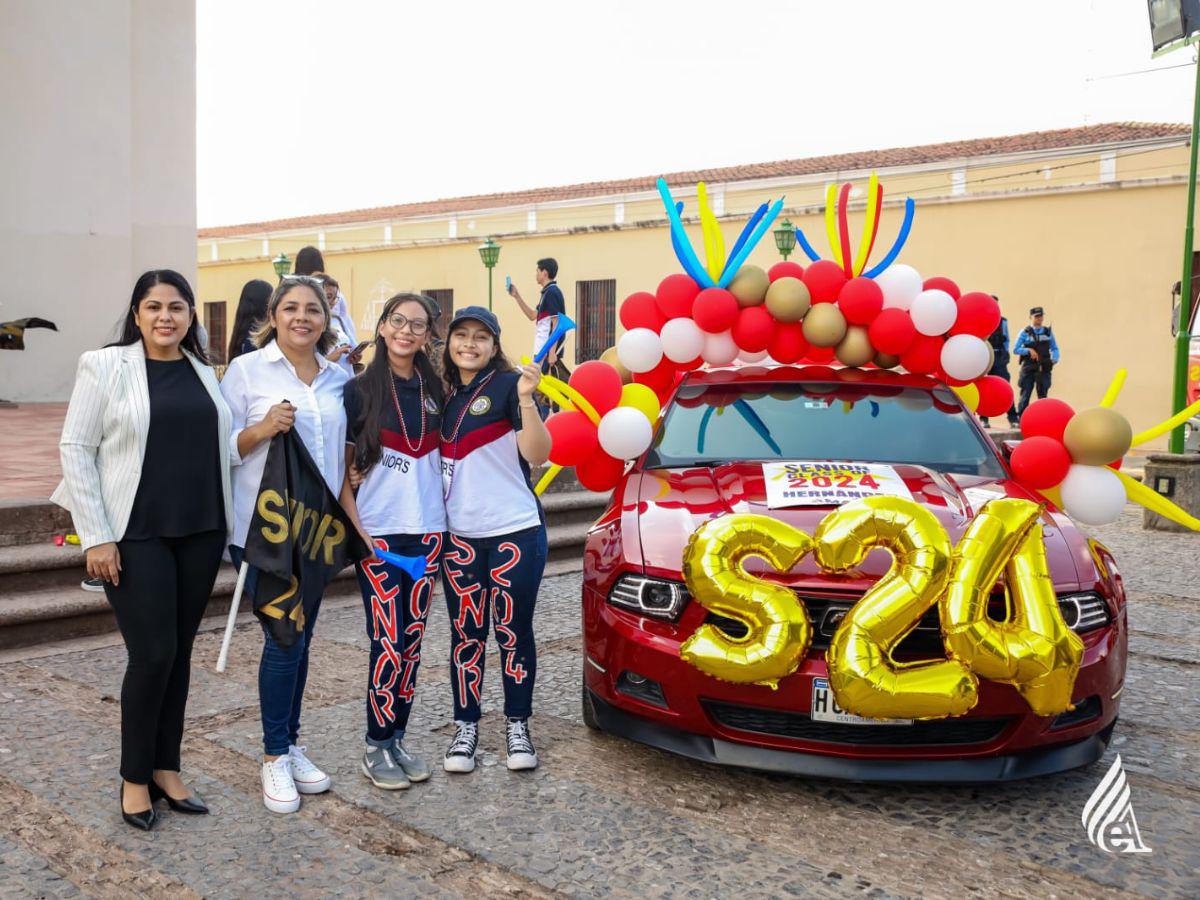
top-left (103, 530), bottom-right (225, 783)
top-left (1017, 369), bottom-right (1052, 416)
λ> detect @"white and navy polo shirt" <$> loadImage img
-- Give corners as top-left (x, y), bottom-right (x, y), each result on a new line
top-left (440, 367), bottom-right (542, 539)
top-left (344, 372), bottom-right (447, 536)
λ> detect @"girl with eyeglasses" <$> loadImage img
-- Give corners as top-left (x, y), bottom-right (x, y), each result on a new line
top-left (437, 306), bottom-right (552, 774)
top-left (342, 294), bottom-right (447, 790)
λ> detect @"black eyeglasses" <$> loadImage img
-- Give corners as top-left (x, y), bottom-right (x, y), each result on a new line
top-left (385, 313), bottom-right (430, 335)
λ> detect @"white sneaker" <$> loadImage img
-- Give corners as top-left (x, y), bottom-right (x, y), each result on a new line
top-left (261, 756), bottom-right (300, 814)
top-left (505, 717), bottom-right (539, 771)
top-left (288, 744), bottom-right (332, 794)
top-left (443, 721), bottom-right (478, 774)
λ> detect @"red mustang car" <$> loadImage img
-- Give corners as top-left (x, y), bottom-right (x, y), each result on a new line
top-left (581, 365), bottom-right (1126, 782)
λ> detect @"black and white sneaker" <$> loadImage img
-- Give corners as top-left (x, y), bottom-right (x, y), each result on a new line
top-left (443, 720), bottom-right (478, 774)
top-left (80, 576), bottom-right (105, 592)
top-left (505, 717), bottom-right (538, 771)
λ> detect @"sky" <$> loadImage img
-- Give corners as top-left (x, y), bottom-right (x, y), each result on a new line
top-left (196, 0), bottom-right (1199, 227)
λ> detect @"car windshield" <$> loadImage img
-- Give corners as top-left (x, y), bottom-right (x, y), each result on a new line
top-left (645, 380), bottom-right (1006, 477)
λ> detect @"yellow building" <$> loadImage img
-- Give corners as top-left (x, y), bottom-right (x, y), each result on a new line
top-left (197, 123), bottom-right (1194, 442)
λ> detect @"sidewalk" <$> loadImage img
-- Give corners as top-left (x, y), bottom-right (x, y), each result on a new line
top-left (0, 403), bottom-right (66, 501)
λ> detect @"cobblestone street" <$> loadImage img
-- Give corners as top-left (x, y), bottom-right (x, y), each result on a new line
top-left (0, 508), bottom-right (1196, 898)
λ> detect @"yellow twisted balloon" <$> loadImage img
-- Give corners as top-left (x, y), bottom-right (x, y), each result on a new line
top-left (680, 515), bottom-right (814, 689)
top-left (813, 497), bottom-right (978, 720)
top-left (941, 499), bottom-right (1083, 716)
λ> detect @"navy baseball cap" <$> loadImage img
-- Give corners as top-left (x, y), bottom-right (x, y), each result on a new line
top-left (1030, 306), bottom-right (1044, 316)
top-left (449, 305), bottom-right (501, 337)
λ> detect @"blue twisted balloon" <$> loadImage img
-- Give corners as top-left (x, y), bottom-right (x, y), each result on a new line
top-left (657, 178), bottom-right (716, 288)
top-left (862, 197), bottom-right (916, 279)
top-left (793, 226), bottom-right (823, 263)
top-left (716, 198), bottom-right (784, 289)
top-left (718, 203), bottom-right (768, 282)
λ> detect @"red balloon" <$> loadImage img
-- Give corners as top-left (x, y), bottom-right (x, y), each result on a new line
top-left (768, 322), bottom-right (809, 364)
top-left (1010, 436), bottom-right (1072, 489)
top-left (899, 334), bottom-right (944, 375)
top-left (838, 277), bottom-right (884, 325)
top-left (731, 306), bottom-right (774, 353)
top-left (975, 375), bottom-right (1015, 417)
top-left (935, 364), bottom-right (972, 388)
top-left (1020, 398), bottom-right (1075, 442)
top-left (923, 276), bottom-right (961, 300)
top-left (1108, 458), bottom-right (1124, 471)
top-left (545, 410), bottom-right (598, 467)
top-left (867, 308), bottom-right (917, 355)
top-left (691, 287), bottom-right (739, 333)
top-left (948, 291), bottom-right (1001, 338)
top-left (619, 291), bottom-right (665, 332)
top-left (804, 346), bottom-right (837, 364)
top-left (633, 356), bottom-right (677, 393)
top-left (568, 360), bottom-right (624, 416)
top-left (656, 274), bottom-right (701, 321)
top-left (768, 261), bottom-right (806, 282)
top-left (575, 451), bottom-right (626, 493)
top-left (802, 260), bottom-right (848, 303)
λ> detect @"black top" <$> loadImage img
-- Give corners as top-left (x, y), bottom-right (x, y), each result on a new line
top-left (343, 370), bottom-right (442, 449)
top-left (124, 357), bottom-right (225, 540)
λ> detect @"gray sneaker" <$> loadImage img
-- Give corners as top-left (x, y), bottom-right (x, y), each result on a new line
top-left (389, 739), bottom-right (431, 783)
top-left (361, 743), bottom-right (410, 790)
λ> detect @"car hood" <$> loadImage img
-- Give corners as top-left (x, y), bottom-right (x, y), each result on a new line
top-left (633, 462), bottom-right (1088, 591)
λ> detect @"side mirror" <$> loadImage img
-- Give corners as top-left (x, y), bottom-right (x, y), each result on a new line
top-left (1000, 439), bottom-right (1021, 460)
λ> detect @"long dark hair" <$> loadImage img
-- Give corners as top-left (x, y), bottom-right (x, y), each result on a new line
top-left (441, 317), bottom-right (513, 391)
top-left (107, 269), bottom-right (209, 363)
top-left (294, 246), bottom-right (325, 276)
top-left (351, 293), bottom-right (447, 471)
top-left (227, 279), bottom-right (272, 362)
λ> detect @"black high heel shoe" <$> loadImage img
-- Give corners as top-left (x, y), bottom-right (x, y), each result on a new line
top-left (120, 782), bottom-right (156, 831)
top-left (149, 779), bottom-right (209, 814)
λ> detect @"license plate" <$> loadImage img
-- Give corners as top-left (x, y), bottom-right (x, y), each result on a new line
top-left (810, 678), bottom-right (913, 726)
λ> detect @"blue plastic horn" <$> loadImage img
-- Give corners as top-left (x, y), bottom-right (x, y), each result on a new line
top-left (532, 314), bottom-right (577, 364)
top-left (374, 549), bottom-right (429, 581)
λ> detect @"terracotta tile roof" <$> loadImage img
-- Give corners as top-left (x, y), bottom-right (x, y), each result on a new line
top-left (199, 122), bottom-right (1189, 239)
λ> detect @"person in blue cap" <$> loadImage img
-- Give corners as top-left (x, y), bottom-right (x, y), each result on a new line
top-left (1013, 306), bottom-right (1060, 416)
top-left (437, 305), bottom-right (552, 774)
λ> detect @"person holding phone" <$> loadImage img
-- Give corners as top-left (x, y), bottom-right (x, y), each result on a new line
top-left (507, 258), bottom-right (567, 418)
top-left (220, 274), bottom-right (356, 815)
top-left (53, 270), bottom-right (233, 829)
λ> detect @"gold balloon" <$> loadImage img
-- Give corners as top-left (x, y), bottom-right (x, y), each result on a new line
top-left (729, 265), bottom-right (770, 307)
top-left (599, 346), bottom-right (633, 384)
top-left (802, 303), bottom-right (848, 348)
top-left (874, 352), bottom-right (901, 370)
top-left (1062, 407), bottom-right (1133, 467)
top-left (680, 514), bottom-right (814, 688)
top-left (764, 276), bottom-right (811, 322)
top-left (834, 326), bottom-right (874, 368)
top-left (813, 497), bottom-right (978, 720)
top-left (940, 498), bottom-right (1083, 716)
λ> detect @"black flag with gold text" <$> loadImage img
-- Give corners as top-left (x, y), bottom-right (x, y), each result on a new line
top-left (243, 431), bottom-right (368, 647)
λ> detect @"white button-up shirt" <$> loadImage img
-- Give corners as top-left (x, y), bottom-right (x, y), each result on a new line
top-left (220, 340), bottom-right (350, 547)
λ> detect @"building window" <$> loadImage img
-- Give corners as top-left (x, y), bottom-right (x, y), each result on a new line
top-left (575, 279), bottom-right (616, 364)
top-left (205, 301), bottom-right (227, 366)
top-left (423, 289), bottom-right (454, 341)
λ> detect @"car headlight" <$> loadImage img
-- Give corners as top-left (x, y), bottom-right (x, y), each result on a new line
top-left (607, 574), bottom-right (690, 621)
top-left (1057, 592), bottom-right (1112, 633)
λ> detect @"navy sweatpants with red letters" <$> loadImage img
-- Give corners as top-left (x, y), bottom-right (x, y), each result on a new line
top-left (441, 524), bottom-right (548, 722)
top-left (355, 533), bottom-right (443, 745)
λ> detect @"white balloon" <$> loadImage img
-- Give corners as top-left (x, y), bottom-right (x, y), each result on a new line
top-left (701, 330), bottom-right (739, 366)
top-left (1060, 464), bottom-right (1127, 526)
top-left (616, 328), bottom-right (663, 373)
top-left (738, 349), bottom-right (769, 364)
top-left (874, 264), bottom-right (923, 310)
top-left (660, 317), bottom-right (705, 363)
top-left (597, 407), bottom-right (654, 459)
top-left (940, 334), bottom-right (992, 381)
top-left (910, 289), bottom-right (958, 336)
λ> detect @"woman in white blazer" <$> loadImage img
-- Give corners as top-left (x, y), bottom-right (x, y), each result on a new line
top-left (53, 269), bottom-right (233, 830)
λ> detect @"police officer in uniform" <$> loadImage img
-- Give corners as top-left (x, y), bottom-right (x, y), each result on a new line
top-left (1013, 306), bottom-right (1060, 416)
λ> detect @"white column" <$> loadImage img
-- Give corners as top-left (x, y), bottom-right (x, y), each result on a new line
top-left (951, 170), bottom-right (966, 196)
top-left (1099, 151), bottom-right (1117, 183)
top-left (384, 224), bottom-right (393, 244)
top-left (527, 209), bottom-right (537, 231)
top-left (317, 230), bottom-right (326, 250)
top-left (614, 201), bottom-right (625, 225)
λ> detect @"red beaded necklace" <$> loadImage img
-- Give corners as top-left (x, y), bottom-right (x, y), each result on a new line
top-left (388, 367), bottom-right (427, 454)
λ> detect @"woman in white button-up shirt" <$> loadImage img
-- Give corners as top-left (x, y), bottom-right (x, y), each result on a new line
top-left (219, 275), bottom-right (357, 815)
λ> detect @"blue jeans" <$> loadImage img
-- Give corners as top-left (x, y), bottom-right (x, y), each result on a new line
top-left (230, 545), bottom-right (322, 756)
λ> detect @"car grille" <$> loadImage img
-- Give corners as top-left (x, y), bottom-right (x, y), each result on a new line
top-left (704, 700), bottom-right (1013, 747)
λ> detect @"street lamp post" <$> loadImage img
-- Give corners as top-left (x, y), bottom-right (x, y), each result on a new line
top-left (773, 219), bottom-right (797, 261)
top-left (478, 238), bottom-right (501, 311)
top-left (272, 252), bottom-right (291, 281)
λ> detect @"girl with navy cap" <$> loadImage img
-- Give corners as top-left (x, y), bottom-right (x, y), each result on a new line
top-left (438, 305), bottom-right (551, 773)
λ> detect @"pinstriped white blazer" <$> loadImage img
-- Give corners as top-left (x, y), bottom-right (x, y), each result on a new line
top-left (50, 342), bottom-right (235, 551)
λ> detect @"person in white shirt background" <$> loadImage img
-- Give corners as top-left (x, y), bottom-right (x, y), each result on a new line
top-left (219, 274), bottom-right (369, 815)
